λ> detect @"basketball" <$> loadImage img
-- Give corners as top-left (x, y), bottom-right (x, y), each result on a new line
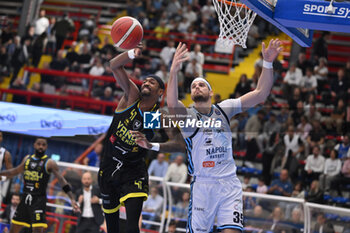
top-left (110, 16), bottom-right (143, 50)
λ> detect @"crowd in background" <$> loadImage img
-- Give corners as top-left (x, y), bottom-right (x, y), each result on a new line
top-left (0, 0), bottom-right (350, 232)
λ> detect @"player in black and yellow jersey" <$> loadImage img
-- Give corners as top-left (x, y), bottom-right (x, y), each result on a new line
top-left (99, 45), bottom-right (185, 233)
top-left (0, 138), bottom-right (80, 233)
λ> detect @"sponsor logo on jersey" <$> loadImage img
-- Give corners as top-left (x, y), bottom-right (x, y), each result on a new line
top-left (202, 161), bottom-right (215, 167)
top-left (30, 162), bottom-right (37, 169)
top-left (194, 207), bottom-right (205, 212)
top-left (206, 146), bottom-right (228, 155)
top-left (133, 120), bottom-right (142, 130)
top-left (215, 109), bottom-right (221, 115)
top-left (204, 137), bottom-right (212, 146)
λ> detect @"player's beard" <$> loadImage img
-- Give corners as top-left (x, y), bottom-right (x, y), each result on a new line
top-left (35, 149), bottom-right (46, 158)
top-left (192, 93), bottom-right (209, 102)
top-left (141, 86), bottom-right (151, 97)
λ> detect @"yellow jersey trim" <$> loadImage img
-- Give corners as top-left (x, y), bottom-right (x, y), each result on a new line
top-left (102, 204), bottom-right (122, 214)
top-left (11, 219), bottom-right (31, 228)
top-left (115, 100), bottom-right (139, 113)
top-left (119, 192), bottom-right (148, 204)
top-left (32, 223), bottom-right (48, 228)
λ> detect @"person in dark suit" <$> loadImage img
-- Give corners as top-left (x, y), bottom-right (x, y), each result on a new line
top-left (313, 213), bottom-right (334, 233)
top-left (75, 172), bottom-right (103, 233)
top-left (0, 193), bottom-right (20, 224)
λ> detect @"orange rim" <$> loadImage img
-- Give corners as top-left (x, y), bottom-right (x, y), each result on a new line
top-left (216, 0), bottom-right (250, 9)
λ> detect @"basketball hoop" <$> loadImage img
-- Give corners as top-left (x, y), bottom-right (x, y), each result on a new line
top-left (212, 0), bottom-right (257, 48)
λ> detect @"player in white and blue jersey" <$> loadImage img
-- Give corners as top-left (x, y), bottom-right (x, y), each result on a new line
top-left (166, 40), bottom-right (282, 233)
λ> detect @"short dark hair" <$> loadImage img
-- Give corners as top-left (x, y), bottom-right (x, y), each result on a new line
top-left (169, 221), bottom-right (177, 227)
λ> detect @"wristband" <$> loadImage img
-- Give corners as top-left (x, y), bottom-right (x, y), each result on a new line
top-left (128, 49), bottom-right (136, 60)
top-left (0, 176), bottom-right (7, 181)
top-left (62, 184), bottom-right (72, 193)
top-left (150, 143), bottom-right (160, 151)
top-left (263, 60), bottom-right (273, 69)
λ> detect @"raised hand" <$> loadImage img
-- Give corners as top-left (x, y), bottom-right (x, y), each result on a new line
top-left (262, 39), bottom-right (283, 63)
top-left (170, 42), bottom-right (189, 74)
top-left (130, 130), bottom-right (151, 149)
top-left (134, 42), bottom-right (143, 58)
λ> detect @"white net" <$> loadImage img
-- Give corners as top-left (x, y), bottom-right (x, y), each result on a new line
top-left (212, 0), bottom-right (257, 48)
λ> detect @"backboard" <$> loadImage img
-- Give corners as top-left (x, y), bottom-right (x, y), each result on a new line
top-left (241, 0), bottom-right (350, 47)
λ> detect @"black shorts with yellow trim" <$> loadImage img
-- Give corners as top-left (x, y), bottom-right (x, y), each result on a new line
top-left (99, 170), bottom-right (149, 214)
top-left (12, 194), bottom-right (47, 228)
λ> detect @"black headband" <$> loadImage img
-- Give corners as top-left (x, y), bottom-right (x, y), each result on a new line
top-left (147, 74), bottom-right (165, 90)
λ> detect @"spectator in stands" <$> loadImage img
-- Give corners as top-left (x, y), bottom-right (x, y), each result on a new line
top-left (262, 132), bottom-right (280, 185)
top-left (148, 153), bottom-right (168, 177)
top-left (164, 155), bottom-right (187, 183)
top-left (174, 191), bottom-right (190, 219)
top-left (0, 193), bottom-right (20, 224)
top-left (282, 125), bottom-right (305, 181)
top-left (143, 186), bottom-right (164, 226)
top-left (265, 206), bottom-right (288, 232)
top-left (256, 177), bottom-right (268, 194)
top-left (34, 9), bottom-right (49, 37)
top-left (319, 149), bottom-right (341, 192)
top-left (330, 156), bottom-right (350, 196)
top-left (213, 93), bottom-right (221, 105)
top-left (283, 63), bottom-right (303, 98)
top-left (304, 93), bottom-right (316, 110)
top-left (305, 104), bottom-right (322, 123)
top-left (141, 61), bottom-right (155, 77)
top-left (78, 45), bottom-right (92, 74)
top-left (330, 68), bottom-right (347, 101)
top-left (267, 169), bottom-right (293, 197)
top-left (32, 32), bottom-right (47, 67)
top-left (296, 52), bottom-right (312, 75)
top-left (277, 104), bottom-right (290, 124)
top-left (334, 134), bottom-right (350, 160)
top-left (76, 172), bottom-right (104, 233)
top-left (83, 143), bottom-right (103, 167)
top-left (65, 42), bottom-right (79, 71)
top-left (287, 208), bottom-right (304, 233)
top-left (325, 99), bottom-right (346, 135)
top-left (49, 50), bottom-right (69, 89)
top-left (78, 36), bottom-right (91, 54)
top-left (312, 32), bottom-right (331, 60)
top-left (297, 115), bottom-right (312, 141)
top-left (154, 21), bottom-right (169, 42)
top-left (183, 4), bottom-right (197, 24)
top-left (22, 25), bottom-right (35, 43)
top-left (130, 67), bottom-right (142, 80)
top-left (166, 0), bottom-right (181, 16)
top-left (178, 17), bottom-right (191, 33)
top-left (307, 120), bottom-right (326, 151)
top-left (303, 146), bottom-right (325, 184)
top-left (313, 213), bottom-right (335, 233)
top-left (345, 59), bottom-right (350, 79)
top-left (101, 36), bottom-right (117, 58)
top-left (29, 82), bottom-right (43, 106)
top-left (291, 100), bottom-right (305, 126)
top-left (291, 182), bottom-right (305, 199)
top-left (257, 112), bottom-right (281, 153)
top-left (0, 45), bottom-right (9, 78)
top-left (10, 77), bottom-right (27, 104)
top-left (243, 186), bottom-right (257, 211)
top-left (167, 221), bottom-right (178, 233)
top-left (245, 110), bottom-right (265, 161)
top-left (189, 44), bottom-right (205, 66)
top-left (160, 40), bottom-right (176, 68)
top-left (155, 63), bottom-right (169, 83)
top-left (314, 57), bottom-right (328, 93)
top-left (53, 13), bottom-right (75, 53)
top-left (288, 87), bottom-right (302, 111)
top-left (301, 67), bottom-right (317, 98)
top-left (184, 58), bottom-right (203, 93)
top-left (89, 57), bottom-right (105, 76)
top-left (46, 17), bottom-right (56, 55)
top-left (242, 175), bottom-right (252, 191)
top-left (10, 36), bottom-right (30, 85)
top-left (231, 74), bottom-right (251, 98)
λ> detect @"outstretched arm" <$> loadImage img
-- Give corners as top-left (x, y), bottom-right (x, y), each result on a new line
top-left (47, 160), bottom-right (80, 213)
top-left (130, 127), bottom-right (186, 153)
top-left (240, 39), bottom-right (283, 110)
top-left (168, 42), bottom-right (190, 118)
top-left (109, 46), bottom-right (142, 109)
top-left (0, 155), bottom-right (27, 178)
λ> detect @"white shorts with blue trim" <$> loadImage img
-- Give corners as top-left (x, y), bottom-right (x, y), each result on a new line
top-left (187, 176), bottom-right (243, 233)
